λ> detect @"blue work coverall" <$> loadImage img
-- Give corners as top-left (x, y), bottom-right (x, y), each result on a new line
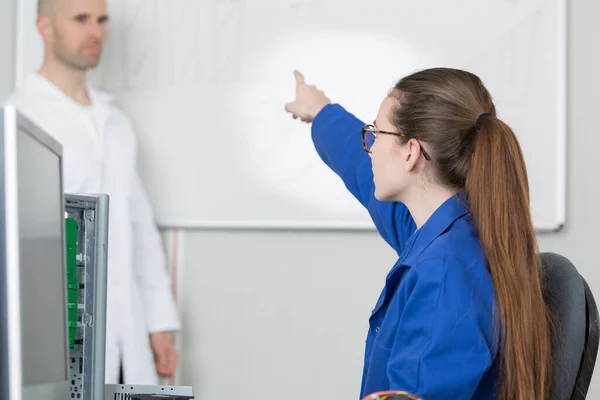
top-left (311, 104), bottom-right (499, 399)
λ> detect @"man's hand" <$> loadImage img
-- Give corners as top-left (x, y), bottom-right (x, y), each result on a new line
top-left (284, 70), bottom-right (331, 123)
top-left (149, 331), bottom-right (178, 378)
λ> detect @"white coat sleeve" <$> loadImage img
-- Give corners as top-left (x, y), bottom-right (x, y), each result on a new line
top-left (130, 171), bottom-right (181, 333)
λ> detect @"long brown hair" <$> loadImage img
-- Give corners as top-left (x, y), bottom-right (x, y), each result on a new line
top-left (390, 68), bottom-right (551, 399)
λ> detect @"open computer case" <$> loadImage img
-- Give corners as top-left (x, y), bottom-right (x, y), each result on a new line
top-left (66, 194), bottom-right (194, 400)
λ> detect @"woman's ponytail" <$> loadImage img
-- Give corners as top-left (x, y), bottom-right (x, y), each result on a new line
top-left (465, 116), bottom-right (552, 400)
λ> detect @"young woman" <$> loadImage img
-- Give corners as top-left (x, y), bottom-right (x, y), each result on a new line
top-left (284, 68), bottom-right (551, 399)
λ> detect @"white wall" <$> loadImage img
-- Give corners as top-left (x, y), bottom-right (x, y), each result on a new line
top-left (0, 0), bottom-right (15, 99)
top-left (1, 0), bottom-right (599, 399)
top-left (171, 228), bottom-right (396, 399)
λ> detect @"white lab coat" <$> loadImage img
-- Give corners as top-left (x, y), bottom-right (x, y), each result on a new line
top-left (6, 73), bottom-right (181, 384)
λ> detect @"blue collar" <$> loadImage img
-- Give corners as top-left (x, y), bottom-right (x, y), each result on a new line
top-left (401, 192), bottom-right (470, 265)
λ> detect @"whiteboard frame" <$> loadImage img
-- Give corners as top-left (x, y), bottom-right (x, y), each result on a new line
top-left (553, 0), bottom-right (568, 233)
top-left (13, 0), bottom-right (568, 233)
top-left (147, 0), bottom-right (570, 234)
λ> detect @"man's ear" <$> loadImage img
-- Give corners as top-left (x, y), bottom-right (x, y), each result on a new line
top-left (37, 16), bottom-right (53, 44)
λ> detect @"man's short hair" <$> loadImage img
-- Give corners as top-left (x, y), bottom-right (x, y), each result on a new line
top-left (37, 0), bottom-right (58, 17)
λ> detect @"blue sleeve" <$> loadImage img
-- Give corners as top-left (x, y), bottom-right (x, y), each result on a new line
top-left (311, 104), bottom-right (415, 254)
top-left (387, 257), bottom-right (497, 399)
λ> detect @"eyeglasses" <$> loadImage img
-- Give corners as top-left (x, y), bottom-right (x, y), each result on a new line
top-left (361, 124), bottom-right (431, 161)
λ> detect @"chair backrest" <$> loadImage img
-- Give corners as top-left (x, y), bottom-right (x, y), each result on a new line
top-left (539, 252), bottom-right (600, 400)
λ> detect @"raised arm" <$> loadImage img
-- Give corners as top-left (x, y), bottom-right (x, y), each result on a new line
top-left (284, 71), bottom-right (415, 254)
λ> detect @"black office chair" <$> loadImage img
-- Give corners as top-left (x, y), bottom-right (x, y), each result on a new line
top-left (540, 252), bottom-right (600, 399)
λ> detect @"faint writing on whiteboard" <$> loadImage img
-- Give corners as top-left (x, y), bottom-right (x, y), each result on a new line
top-left (90, 0), bottom-right (247, 91)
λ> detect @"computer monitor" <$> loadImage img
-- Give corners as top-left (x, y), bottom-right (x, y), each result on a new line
top-left (0, 105), bottom-right (70, 400)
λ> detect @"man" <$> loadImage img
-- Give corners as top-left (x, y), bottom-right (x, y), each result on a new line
top-left (6, 0), bottom-right (180, 384)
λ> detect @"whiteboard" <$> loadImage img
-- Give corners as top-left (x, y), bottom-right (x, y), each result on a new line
top-left (15, 0), bottom-right (566, 231)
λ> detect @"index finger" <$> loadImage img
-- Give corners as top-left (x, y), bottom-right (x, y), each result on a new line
top-left (293, 70), bottom-right (305, 85)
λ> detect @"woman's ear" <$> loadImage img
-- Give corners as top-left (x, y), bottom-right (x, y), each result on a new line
top-left (405, 139), bottom-right (421, 172)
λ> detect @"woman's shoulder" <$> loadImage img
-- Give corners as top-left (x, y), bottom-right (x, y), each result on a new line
top-left (408, 216), bottom-right (491, 284)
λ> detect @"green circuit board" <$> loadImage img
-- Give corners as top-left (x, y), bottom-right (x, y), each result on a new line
top-left (65, 217), bottom-right (78, 349)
